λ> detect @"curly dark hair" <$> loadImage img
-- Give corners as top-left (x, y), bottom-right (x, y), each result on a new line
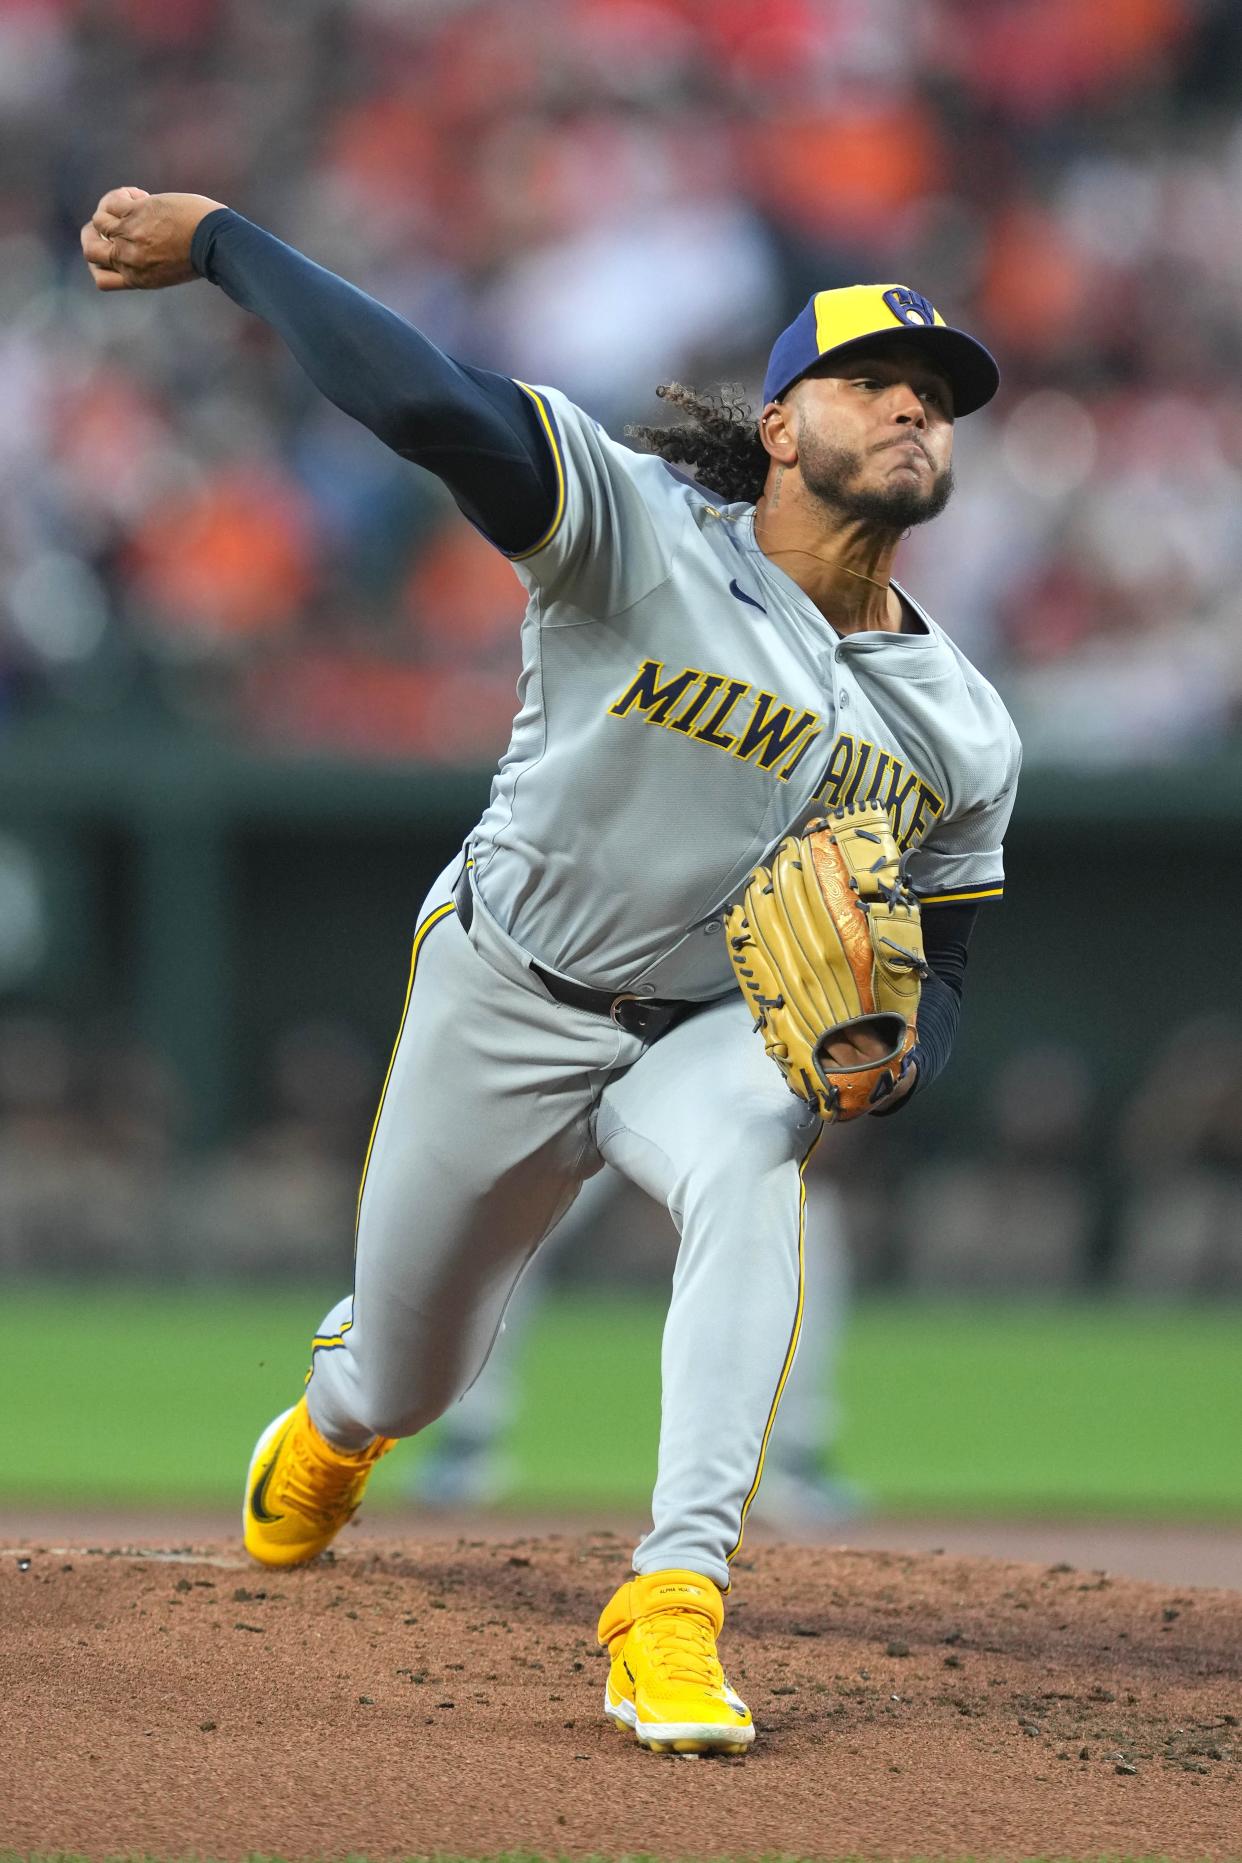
top-left (625, 381), bottom-right (770, 506)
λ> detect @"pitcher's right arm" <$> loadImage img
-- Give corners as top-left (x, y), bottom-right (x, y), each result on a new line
top-left (80, 189), bottom-right (559, 554)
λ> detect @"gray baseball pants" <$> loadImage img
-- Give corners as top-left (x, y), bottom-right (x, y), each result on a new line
top-left (306, 860), bottom-right (822, 1587)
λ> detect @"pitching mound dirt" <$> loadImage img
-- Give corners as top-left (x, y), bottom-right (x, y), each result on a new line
top-left (4, 1532), bottom-right (1239, 1861)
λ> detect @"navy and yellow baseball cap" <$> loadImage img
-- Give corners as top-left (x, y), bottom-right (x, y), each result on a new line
top-left (763, 284), bottom-right (999, 417)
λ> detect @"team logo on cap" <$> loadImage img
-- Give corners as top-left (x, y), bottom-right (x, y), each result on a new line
top-left (882, 286), bottom-right (937, 328)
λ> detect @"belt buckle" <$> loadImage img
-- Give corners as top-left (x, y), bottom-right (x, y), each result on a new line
top-left (609, 991), bottom-right (643, 1032)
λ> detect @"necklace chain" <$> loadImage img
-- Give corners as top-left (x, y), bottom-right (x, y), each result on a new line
top-left (763, 545), bottom-right (890, 594)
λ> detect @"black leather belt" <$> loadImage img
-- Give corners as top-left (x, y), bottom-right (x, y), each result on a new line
top-left (453, 865), bottom-right (702, 1041)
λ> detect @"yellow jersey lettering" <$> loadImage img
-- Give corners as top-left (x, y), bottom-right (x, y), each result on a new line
top-left (609, 659), bottom-right (701, 723)
top-left (733, 694), bottom-right (820, 771)
top-left (813, 733), bottom-right (856, 808)
top-left (904, 781), bottom-right (945, 849)
top-left (668, 673), bottom-right (725, 733)
top-left (865, 750), bottom-right (892, 805)
top-left (805, 734), bottom-right (943, 839)
top-left (776, 727), bottom-right (822, 782)
top-left (841, 739), bottom-right (875, 807)
top-left (693, 679), bottom-right (751, 750)
top-left (609, 660), bottom-right (866, 791)
top-left (886, 763), bottom-right (919, 837)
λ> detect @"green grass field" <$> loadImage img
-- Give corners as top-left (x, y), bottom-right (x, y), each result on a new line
top-left (3, 1288), bottom-right (1238, 1514)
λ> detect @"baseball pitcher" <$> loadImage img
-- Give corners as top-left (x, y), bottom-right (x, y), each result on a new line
top-left (82, 188), bottom-right (1019, 1756)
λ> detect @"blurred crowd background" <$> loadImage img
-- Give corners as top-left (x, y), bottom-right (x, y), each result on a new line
top-left (3, 0), bottom-right (1242, 1298)
top-left (6, 0), bottom-right (1242, 760)
top-left (7, 1006), bottom-right (1242, 1296)
top-left (2, 1004), bottom-right (1242, 1293)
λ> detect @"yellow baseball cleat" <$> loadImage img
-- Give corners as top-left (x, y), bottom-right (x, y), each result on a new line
top-left (598, 1569), bottom-right (754, 1755)
top-left (243, 1396), bottom-right (395, 1567)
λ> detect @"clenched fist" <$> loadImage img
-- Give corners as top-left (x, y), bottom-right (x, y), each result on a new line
top-left (80, 188), bottom-right (226, 291)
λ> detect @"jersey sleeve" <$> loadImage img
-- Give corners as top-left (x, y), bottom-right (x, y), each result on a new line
top-left (190, 209), bottom-right (559, 555)
top-left (504, 385), bottom-right (681, 618)
top-left (904, 724), bottom-right (1021, 907)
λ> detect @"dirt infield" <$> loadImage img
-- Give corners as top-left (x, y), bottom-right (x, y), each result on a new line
top-left (4, 1530), bottom-right (1240, 1862)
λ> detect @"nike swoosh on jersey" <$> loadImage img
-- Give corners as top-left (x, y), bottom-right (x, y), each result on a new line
top-left (728, 578), bottom-right (766, 613)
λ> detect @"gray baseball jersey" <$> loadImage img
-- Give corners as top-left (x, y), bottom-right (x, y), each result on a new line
top-left (305, 381), bottom-right (1021, 1591)
top-left (183, 210), bottom-right (1014, 1636)
top-left (472, 385), bottom-right (1021, 996)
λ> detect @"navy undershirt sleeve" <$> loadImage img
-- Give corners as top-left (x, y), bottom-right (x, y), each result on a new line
top-left (189, 208), bottom-right (559, 554)
top-left (871, 900), bottom-right (979, 1115)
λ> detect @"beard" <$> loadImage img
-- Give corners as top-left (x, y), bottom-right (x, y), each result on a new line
top-left (797, 425), bottom-right (954, 530)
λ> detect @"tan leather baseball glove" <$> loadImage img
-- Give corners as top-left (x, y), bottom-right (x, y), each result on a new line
top-left (724, 802), bottom-right (928, 1121)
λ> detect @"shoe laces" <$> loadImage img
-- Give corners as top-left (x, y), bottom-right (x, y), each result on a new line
top-left (644, 1609), bottom-right (724, 1690)
top-left (279, 1429), bottom-right (383, 1530)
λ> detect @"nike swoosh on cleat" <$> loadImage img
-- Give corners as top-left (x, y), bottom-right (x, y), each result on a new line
top-left (729, 578), bottom-right (766, 613)
top-left (249, 1419), bottom-right (295, 1524)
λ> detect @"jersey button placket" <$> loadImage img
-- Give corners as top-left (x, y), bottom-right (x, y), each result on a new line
top-left (835, 643), bottom-right (852, 716)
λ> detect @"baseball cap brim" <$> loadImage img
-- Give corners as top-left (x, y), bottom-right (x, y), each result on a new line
top-left (790, 326), bottom-right (1000, 419)
top-left (763, 285), bottom-right (1000, 417)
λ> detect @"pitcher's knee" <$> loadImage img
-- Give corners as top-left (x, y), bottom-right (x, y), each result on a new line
top-left (355, 1388), bottom-right (452, 1442)
top-left (685, 1120), bottom-right (812, 1205)
top-left (689, 1096), bottom-right (815, 1181)
top-left (324, 1354), bottom-right (458, 1441)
